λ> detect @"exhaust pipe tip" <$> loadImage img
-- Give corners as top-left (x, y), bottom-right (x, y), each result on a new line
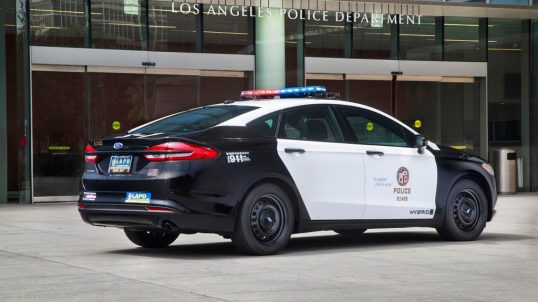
top-left (163, 221), bottom-right (177, 232)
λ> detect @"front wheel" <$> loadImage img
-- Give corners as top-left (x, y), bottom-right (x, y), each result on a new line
top-left (436, 179), bottom-right (488, 241)
top-left (124, 229), bottom-right (179, 248)
top-left (232, 183), bottom-right (294, 255)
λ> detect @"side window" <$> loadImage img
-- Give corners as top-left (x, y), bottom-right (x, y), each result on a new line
top-left (339, 106), bottom-right (409, 147)
top-left (278, 106), bottom-right (341, 143)
top-left (247, 113), bottom-right (280, 137)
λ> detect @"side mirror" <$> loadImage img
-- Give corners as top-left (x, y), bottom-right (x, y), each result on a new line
top-left (414, 135), bottom-right (428, 154)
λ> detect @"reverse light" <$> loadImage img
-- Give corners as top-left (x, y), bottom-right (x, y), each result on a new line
top-left (240, 86), bottom-right (327, 100)
top-left (144, 142), bottom-right (219, 162)
top-left (84, 145), bottom-right (98, 163)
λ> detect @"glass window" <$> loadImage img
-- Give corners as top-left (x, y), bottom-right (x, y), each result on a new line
top-left (488, 19), bottom-right (523, 152)
top-left (531, 20), bottom-right (538, 191)
top-left (445, 0), bottom-right (485, 2)
top-left (305, 13), bottom-right (346, 58)
top-left (89, 72), bottom-right (146, 137)
top-left (395, 79), bottom-right (482, 154)
top-left (347, 80), bottom-right (392, 114)
top-left (91, 0), bottom-right (147, 50)
top-left (248, 113), bottom-right (280, 137)
top-left (132, 105), bottom-right (257, 134)
top-left (338, 106), bottom-right (408, 147)
top-left (444, 17), bottom-right (483, 62)
top-left (400, 16), bottom-right (439, 60)
top-left (353, 20), bottom-right (392, 59)
top-left (278, 107), bottom-right (341, 142)
top-left (30, 0), bottom-right (87, 47)
top-left (148, 0), bottom-right (197, 52)
top-left (32, 71), bottom-right (88, 196)
top-left (199, 74), bottom-right (251, 106)
top-left (203, 5), bottom-right (254, 54)
top-left (490, 0), bottom-right (529, 4)
top-left (285, 18), bottom-right (303, 86)
top-left (145, 74), bottom-right (198, 120)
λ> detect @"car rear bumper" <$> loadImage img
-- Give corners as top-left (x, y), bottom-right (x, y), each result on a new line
top-left (78, 199), bottom-right (235, 234)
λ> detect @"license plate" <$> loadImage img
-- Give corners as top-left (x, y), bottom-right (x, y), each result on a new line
top-left (125, 192), bottom-right (151, 204)
top-left (108, 155), bottom-right (133, 174)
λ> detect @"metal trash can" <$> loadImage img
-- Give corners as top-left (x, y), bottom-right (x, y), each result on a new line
top-left (489, 149), bottom-right (517, 194)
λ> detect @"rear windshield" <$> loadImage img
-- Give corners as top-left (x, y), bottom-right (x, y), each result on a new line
top-left (131, 105), bottom-right (257, 134)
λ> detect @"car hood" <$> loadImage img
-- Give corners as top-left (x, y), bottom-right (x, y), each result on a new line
top-left (431, 145), bottom-right (486, 163)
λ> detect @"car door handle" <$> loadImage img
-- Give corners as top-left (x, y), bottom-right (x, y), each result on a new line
top-left (366, 150), bottom-right (384, 156)
top-left (285, 148), bottom-right (306, 154)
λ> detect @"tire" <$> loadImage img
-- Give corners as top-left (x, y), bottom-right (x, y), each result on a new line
top-left (124, 229), bottom-right (179, 248)
top-left (436, 179), bottom-right (488, 241)
top-left (232, 183), bottom-right (294, 255)
top-left (334, 229), bottom-right (367, 237)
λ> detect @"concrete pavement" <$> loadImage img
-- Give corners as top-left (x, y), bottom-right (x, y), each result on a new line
top-left (0, 194), bottom-right (537, 301)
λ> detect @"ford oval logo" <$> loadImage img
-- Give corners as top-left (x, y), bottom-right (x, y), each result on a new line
top-left (113, 142), bottom-right (123, 150)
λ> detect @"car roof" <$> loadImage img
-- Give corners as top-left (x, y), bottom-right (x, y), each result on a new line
top-left (128, 98), bottom-right (440, 150)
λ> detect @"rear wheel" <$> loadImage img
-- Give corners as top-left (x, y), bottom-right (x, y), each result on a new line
top-left (334, 229), bottom-right (367, 237)
top-left (436, 179), bottom-right (487, 241)
top-left (232, 183), bottom-right (294, 255)
top-left (124, 229), bottom-right (179, 248)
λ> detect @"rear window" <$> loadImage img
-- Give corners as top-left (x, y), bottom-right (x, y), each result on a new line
top-left (131, 105), bottom-right (257, 134)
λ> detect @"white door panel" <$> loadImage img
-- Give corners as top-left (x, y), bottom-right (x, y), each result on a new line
top-left (362, 146), bottom-right (437, 219)
top-left (277, 139), bottom-right (365, 220)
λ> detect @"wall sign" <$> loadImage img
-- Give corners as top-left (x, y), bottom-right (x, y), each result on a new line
top-left (171, 3), bottom-right (422, 25)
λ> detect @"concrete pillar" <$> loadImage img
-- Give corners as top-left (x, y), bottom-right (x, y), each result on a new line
top-left (255, 8), bottom-right (285, 89)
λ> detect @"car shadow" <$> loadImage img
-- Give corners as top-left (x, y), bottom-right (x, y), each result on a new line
top-left (105, 231), bottom-right (534, 260)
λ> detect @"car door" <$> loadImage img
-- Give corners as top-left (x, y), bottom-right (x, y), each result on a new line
top-left (336, 105), bottom-right (437, 220)
top-left (276, 105), bottom-right (366, 220)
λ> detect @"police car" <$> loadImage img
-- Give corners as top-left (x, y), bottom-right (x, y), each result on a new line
top-left (79, 86), bottom-right (497, 255)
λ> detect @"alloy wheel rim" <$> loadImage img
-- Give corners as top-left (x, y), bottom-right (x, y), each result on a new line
top-left (250, 194), bottom-right (286, 245)
top-left (452, 189), bottom-right (480, 232)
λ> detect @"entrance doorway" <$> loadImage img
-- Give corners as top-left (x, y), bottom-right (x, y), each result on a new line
top-left (307, 73), bottom-right (484, 156)
top-left (31, 65), bottom-right (251, 200)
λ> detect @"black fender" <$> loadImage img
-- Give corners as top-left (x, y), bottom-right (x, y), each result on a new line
top-left (434, 158), bottom-right (497, 224)
top-left (237, 172), bottom-right (310, 233)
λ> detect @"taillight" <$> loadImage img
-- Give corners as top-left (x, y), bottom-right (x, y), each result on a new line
top-left (146, 206), bottom-right (174, 213)
top-left (144, 142), bottom-right (218, 162)
top-left (85, 145), bottom-right (98, 163)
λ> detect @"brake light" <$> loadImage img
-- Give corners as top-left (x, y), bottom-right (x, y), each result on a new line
top-left (146, 206), bottom-right (174, 213)
top-left (85, 145), bottom-right (98, 163)
top-left (144, 142), bottom-right (218, 162)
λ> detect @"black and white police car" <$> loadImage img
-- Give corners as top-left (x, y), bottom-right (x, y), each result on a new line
top-left (79, 86), bottom-right (497, 255)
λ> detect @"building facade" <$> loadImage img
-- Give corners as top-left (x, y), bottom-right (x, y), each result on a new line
top-left (1, 0), bottom-right (538, 203)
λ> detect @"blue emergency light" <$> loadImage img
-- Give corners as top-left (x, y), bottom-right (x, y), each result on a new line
top-left (240, 86), bottom-right (327, 99)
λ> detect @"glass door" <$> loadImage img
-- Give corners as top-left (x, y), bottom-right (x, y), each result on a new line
top-left (31, 65), bottom-right (251, 199)
top-left (307, 74), bottom-right (484, 156)
top-left (396, 77), bottom-right (482, 156)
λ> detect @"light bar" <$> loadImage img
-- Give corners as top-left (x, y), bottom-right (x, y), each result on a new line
top-left (240, 86), bottom-right (327, 99)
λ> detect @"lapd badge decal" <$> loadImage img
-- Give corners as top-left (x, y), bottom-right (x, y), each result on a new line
top-left (396, 167), bottom-right (409, 186)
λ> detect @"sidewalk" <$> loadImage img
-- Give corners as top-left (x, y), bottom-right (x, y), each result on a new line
top-left (0, 194), bottom-right (537, 301)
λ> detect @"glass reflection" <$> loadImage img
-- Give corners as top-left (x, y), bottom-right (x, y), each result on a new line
top-left (148, 0), bottom-right (197, 52)
top-left (32, 71), bottom-right (87, 196)
top-left (444, 17), bottom-right (483, 62)
top-left (30, 0), bottom-right (86, 47)
top-left (91, 0), bottom-right (146, 50)
top-left (353, 21), bottom-right (392, 59)
top-left (400, 16), bottom-right (439, 60)
top-left (203, 5), bottom-right (254, 54)
top-left (305, 13), bottom-right (346, 58)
